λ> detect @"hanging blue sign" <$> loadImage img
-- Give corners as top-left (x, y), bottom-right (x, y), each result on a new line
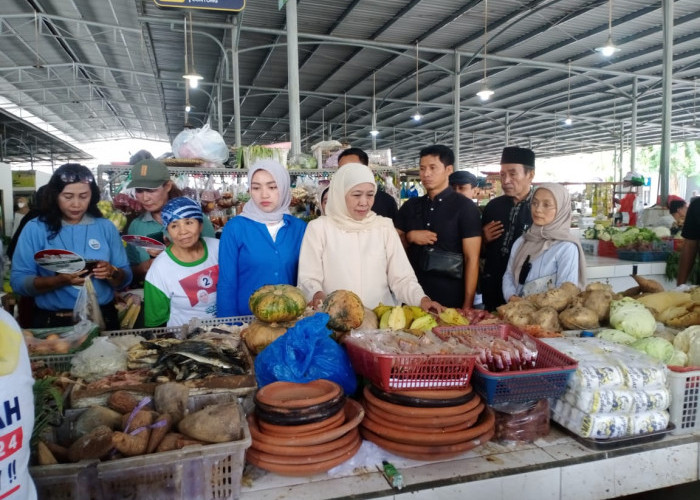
top-left (153, 0), bottom-right (245, 12)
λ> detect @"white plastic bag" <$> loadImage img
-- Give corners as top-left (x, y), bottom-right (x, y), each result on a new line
top-left (172, 124), bottom-right (229, 163)
top-left (73, 275), bottom-right (106, 330)
top-left (70, 337), bottom-right (128, 382)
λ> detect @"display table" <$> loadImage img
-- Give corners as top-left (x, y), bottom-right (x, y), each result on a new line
top-left (584, 255), bottom-right (674, 291)
top-left (241, 428), bottom-right (700, 500)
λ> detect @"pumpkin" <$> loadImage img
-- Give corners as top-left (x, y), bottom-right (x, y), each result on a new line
top-left (249, 285), bottom-right (306, 323)
top-left (321, 290), bottom-right (364, 331)
top-left (243, 320), bottom-right (293, 354)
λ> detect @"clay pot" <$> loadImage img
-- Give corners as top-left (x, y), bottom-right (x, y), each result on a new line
top-left (255, 379), bottom-right (342, 409)
top-left (369, 384), bottom-right (475, 408)
top-left (363, 385), bottom-right (479, 418)
top-left (257, 406), bottom-right (345, 436)
top-left (254, 394), bottom-right (346, 426)
top-left (363, 402), bottom-right (480, 435)
top-left (246, 437), bottom-right (362, 476)
top-left (362, 397), bottom-right (481, 428)
top-left (360, 408), bottom-right (496, 461)
top-left (248, 399), bottom-right (364, 447)
top-left (250, 427), bottom-right (360, 457)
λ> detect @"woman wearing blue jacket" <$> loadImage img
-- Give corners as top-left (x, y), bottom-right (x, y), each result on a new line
top-left (217, 159), bottom-right (306, 317)
top-left (11, 163), bottom-right (132, 329)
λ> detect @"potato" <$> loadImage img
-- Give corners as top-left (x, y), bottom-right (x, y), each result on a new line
top-left (534, 289), bottom-right (571, 312)
top-left (178, 403), bottom-right (242, 443)
top-left (559, 282), bottom-right (581, 299)
top-left (67, 425), bottom-right (114, 462)
top-left (580, 290), bottom-right (614, 322)
top-left (559, 306), bottom-right (599, 330)
top-left (531, 307), bottom-right (561, 332)
top-left (586, 282), bottom-right (613, 293)
top-left (499, 301), bottom-right (537, 326)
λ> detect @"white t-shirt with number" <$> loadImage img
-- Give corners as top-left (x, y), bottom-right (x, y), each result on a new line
top-left (144, 237), bottom-right (220, 327)
top-left (0, 309), bottom-right (36, 500)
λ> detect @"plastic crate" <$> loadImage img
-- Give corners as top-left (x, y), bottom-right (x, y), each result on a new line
top-left (667, 366), bottom-right (700, 435)
top-left (101, 324), bottom-right (186, 339)
top-left (32, 399), bottom-right (250, 500)
top-left (188, 315), bottom-right (254, 329)
top-left (597, 240), bottom-right (618, 258)
top-left (30, 461), bottom-right (99, 500)
top-left (343, 339), bottom-right (476, 392)
top-left (30, 353), bottom-right (74, 372)
top-left (616, 250), bottom-right (670, 262)
top-left (433, 324), bottom-right (578, 405)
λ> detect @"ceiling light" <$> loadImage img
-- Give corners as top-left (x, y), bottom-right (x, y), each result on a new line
top-left (370, 72), bottom-right (379, 137)
top-left (596, 1), bottom-right (620, 57)
top-left (475, 0), bottom-right (495, 101)
top-left (370, 128), bottom-right (379, 137)
top-left (596, 35), bottom-right (620, 57)
top-left (412, 112), bottom-right (422, 122)
top-left (476, 83), bottom-right (494, 101)
top-left (185, 104), bottom-right (191, 113)
top-left (412, 42), bottom-right (422, 123)
top-left (183, 72), bottom-right (203, 89)
top-left (564, 116), bottom-right (572, 126)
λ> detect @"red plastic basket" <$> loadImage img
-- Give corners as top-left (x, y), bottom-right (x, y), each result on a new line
top-left (433, 324), bottom-right (578, 405)
top-left (343, 340), bottom-right (476, 392)
top-left (597, 240), bottom-right (618, 258)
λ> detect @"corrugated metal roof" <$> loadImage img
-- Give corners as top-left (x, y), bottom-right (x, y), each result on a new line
top-left (0, 0), bottom-right (698, 169)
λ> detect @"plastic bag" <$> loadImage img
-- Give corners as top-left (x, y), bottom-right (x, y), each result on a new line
top-left (172, 124), bottom-right (229, 163)
top-left (73, 275), bottom-right (106, 330)
top-left (70, 336), bottom-right (128, 382)
top-left (254, 313), bottom-right (357, 396)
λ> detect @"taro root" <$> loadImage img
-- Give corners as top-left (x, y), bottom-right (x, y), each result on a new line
top-left (534, 288), bottom-right (571, 312)
top-left (580, 289), bottom-right (614, 322)
top-left (531, 307), bottom-right (562, 332)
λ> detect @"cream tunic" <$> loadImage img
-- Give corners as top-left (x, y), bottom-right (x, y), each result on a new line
top-left (298, 216), bottom-right (426, 308)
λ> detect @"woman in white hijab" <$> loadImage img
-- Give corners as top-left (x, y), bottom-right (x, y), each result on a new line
top-left (298, 163), bottom-right (442, 311)
top-left (217, 159), bottom-right (307, 317)
top-left (503, 182), bottom-right (586, 301)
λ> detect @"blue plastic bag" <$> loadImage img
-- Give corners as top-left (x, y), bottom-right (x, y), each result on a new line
top-left (254, 313), bottom-right (357, 396)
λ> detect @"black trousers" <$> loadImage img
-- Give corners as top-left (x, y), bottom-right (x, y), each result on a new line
top-left (33, 301), bottom-right (119, 331)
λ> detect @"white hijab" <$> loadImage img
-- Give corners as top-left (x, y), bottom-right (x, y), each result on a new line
top-left (326, 163), bottom-right (389, 232)
top-left (239, 159), bottom-right (292, 224)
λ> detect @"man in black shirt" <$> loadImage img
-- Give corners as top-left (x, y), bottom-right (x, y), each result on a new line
top-left (338, 148), bottom-right (398, 220)
top-left (481, 146), bottom-right (536, 311)
top-left (677, 196), bottom-right (700, 285)
top-left (395, 145), bottom-right (482, 308)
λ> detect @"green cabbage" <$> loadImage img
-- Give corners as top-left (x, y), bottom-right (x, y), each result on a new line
top-left (631, 337), bottom-right (675, 363)
top-left (667, 349), bottom-right (688, 367)
top-left (609, 298), bottom-right (656, 339)
top-left (596, 329), bottom-right (637, 345)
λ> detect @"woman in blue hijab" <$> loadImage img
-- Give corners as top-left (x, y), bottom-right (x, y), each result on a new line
top-left (217, 160), bottom-right (307, 317)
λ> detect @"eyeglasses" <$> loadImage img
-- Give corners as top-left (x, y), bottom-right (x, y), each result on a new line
top-left (60, 172), bottom-right (94, 184)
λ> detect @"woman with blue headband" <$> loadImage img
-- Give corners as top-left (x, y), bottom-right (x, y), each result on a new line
top-left (143, 197), bottom-right (220, 327)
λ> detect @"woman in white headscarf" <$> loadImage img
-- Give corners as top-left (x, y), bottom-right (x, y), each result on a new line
top-left (217, 159), bottom-right (307, 317)
top-left (503, 182), bottom-right (586, 301)
top-left (298, 163), bottom-right (442, 311)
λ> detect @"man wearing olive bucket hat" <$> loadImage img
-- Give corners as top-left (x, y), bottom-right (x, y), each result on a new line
top-left (481, 146), bottom-right (536, 312)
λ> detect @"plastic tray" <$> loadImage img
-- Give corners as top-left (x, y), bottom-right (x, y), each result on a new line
top-left (554, 421), bottom-right (675, 450)
top-left (189, 315), bottom-right (254, 328)
top-left (433, 324), bottom-right (578, 405)
top-left (667, 365), bottom-right (700, 435)
top-left (343, 339), bottom-right (476, 392)
top-left (101, 324), bottom-right (186, 339)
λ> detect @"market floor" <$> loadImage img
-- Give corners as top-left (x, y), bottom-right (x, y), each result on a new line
top-left (619, 480), bottom-right (700, 499)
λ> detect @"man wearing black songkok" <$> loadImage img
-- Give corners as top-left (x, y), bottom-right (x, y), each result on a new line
top-left (481, 146), bottom-right (536, 311)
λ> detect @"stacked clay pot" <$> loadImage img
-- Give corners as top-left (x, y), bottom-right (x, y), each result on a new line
top-left (360, 384), bottom-right (495, 461)
top-left (246, 379), bottom-right (364, 476)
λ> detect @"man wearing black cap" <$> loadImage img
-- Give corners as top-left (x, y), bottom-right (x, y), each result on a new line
top-left (337, 147), bottom-right (398, 220)
top-left (449, 170), bottom-right (479, 200)
top-left (395, 145), bottom-right (482, 308)
top-left (481, 146), bottom-right (536, 311)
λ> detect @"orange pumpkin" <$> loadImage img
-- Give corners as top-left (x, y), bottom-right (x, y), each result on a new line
top-left (321, 290), bottom-right (364, 331)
